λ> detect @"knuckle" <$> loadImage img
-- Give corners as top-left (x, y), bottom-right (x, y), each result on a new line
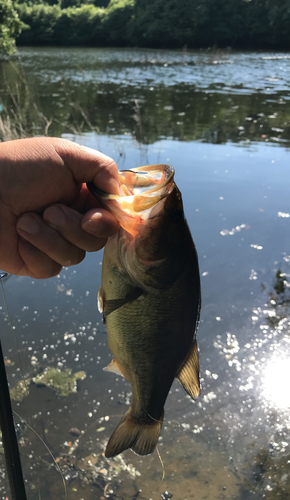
top-left (64, 249), bottom-right (86, 266)
top-left (33, 263), bottom-right (63, 280)
top-left (87, 238), bottom-right (107, 252)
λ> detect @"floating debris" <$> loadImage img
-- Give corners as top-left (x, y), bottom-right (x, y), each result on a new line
top-left (69, 428), bottom-right (82, 437)
top-left (161, 492), bottom-right (173, 499)
top-left (4, 359), bottom-right (14, 367)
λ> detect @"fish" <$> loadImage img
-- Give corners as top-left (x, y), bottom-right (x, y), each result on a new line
top-left (87, 164), bottom-right (201, 458)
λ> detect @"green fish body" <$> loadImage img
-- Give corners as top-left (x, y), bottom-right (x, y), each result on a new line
top-left (88, 164), bottom-right (201, 457)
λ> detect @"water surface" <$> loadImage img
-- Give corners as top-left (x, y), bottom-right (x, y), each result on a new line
top-left (0, 48), bottom-right (290, 500)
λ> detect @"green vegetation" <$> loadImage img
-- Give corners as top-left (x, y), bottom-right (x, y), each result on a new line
top-left (15, 0), bottom-right (134, 46)
top-left (17, 4), bottom-right (105, 46)
top-left (246, 446), bottom-right (290, 499)
top-left (32, 367), bottom-right (86, 396)
top-left (0, 0), bottom-right (24, 56)
top-left (2, 0), bottom-right (290, 50)
top-left (10, 367), bottom-right (86, 400)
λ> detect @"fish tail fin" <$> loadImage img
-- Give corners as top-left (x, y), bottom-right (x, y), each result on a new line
top-left (105, 408), bottom-right (164, 458)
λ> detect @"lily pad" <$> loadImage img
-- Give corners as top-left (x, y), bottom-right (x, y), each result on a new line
top-left (32, 367), bottom-right (86, 397)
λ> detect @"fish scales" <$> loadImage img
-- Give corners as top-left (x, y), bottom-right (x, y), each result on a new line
top-left (103, 247), bottom-right (199, 417)
top-left (87, 164), bottom-right (201, 458)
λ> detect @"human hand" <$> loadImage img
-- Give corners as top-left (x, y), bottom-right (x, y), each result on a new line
top-left (0, 137), bottom-right (120, 278)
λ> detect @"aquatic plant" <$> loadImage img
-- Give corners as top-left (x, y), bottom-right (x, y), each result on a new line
top-left (32, 367), bottom-right (86, 397)
top-left (10, 367), bottom-right (86, 401)
top-left (247, 446), bottom-right (290, 499)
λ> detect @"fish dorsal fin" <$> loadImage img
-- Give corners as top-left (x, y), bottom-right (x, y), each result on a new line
top-left (176, 340), bottom-right (200, 400)
top-left (103, 287), bottom-right (144, 321)
top-left (104, 359), bottom-right (125, 378)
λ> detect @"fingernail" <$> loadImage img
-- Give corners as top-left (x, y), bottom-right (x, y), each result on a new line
top-left (44, 206), bottom-right (66, 228)
top-left (82, 212), bottom-right (119, 238)
top-left (82, 213), bottom-right (106, 234)
top-left (17, 214), bottom-right (40, 234)
top-left (83, 212), bottom-right (102, 228)
top-left (109, 178), bottom-right (122, 196)
top-left (93, 171), bottom-right (121, 196)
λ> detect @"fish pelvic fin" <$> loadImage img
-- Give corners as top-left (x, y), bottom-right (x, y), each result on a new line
top-left (103, 358), bottom-right (125, 378)
top-left (105, 408), bottom-right (164, 458)
top-left (176, 339), bottom-right (200, 400)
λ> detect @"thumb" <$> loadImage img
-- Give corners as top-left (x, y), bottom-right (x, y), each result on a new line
top-left (51, 138), bottom-right (120, 195)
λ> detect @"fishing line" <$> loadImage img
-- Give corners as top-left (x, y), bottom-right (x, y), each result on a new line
top-left (144, 411), bottom-right (166, 482)
top-left (0, 273), bottom-right (67, 500)
top-left (145, 411), bottom-right (164, 424)
top-left (156, 446), bottom-right (165, 484)
top-left (12, 410), bottom-right (67, 500)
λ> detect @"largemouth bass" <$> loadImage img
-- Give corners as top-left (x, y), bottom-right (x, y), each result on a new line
top-left (87, 164), bottom-right (201, 458)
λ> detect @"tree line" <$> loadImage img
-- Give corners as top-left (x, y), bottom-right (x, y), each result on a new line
top-left (2, 0), bottom-right (290, 55)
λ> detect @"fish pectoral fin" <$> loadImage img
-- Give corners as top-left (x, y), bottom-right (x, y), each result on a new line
top-left (104, 359), bottom-right (125, 378)
top-left (97, 286), bottom-right (104, 313)
top-left (176, 340), bottom-right (200, 400)
top-left (103, 287), bottom-right (144, 320)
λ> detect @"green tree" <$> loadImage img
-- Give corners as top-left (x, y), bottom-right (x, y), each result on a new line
top-left (131, 0), bottom-right (210, 48)
top-left (16, 3), bottom-right (61, 45)
top-left (198, 0), bottom-right (247, 48)
top-left (0, 0), bottom-right (24, 55)
top-left (56, 4), bottom-right (104, 45)
top-left (102, 0), bottom-right (134, 45)
top-left (266, 0), bottom-right (290, 48)
top-left (61, 0), bottom-right (91, 8)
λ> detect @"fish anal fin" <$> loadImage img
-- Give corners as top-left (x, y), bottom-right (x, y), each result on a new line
top-left (176, 340), bottom-right (200, 400)
top-left (105, 408), bottom-right (164, 458)
top-left (104, 359), bottom-right (125, 378)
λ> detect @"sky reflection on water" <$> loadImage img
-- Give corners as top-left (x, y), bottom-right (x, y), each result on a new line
top-left (1, 48), bottom-right (290, 499)
top-left (0, 134), bottom-right (288, 499)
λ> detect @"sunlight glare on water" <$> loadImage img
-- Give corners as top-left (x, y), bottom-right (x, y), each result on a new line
top-left (263, 357), bottom-right (290, 410)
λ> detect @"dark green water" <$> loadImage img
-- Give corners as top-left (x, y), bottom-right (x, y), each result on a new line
top-left (1, 48), bottom-right (290, 500)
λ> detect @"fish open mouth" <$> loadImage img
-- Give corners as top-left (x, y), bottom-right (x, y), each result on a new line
top-left (87, 164), bottom-right (175, 236)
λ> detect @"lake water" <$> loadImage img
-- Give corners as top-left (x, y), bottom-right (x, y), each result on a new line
top-left (1, 47), bottom-right (290, 500)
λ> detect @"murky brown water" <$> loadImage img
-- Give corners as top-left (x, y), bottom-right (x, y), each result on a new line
top-left (1, 48), bottom-right (290, 499)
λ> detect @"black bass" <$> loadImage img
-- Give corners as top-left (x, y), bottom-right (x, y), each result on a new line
top-left (87, 164), bottom-right (201, 458)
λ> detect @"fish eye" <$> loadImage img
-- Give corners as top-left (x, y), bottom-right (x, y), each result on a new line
top-left (169, 207), bottom-right (183, 223)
